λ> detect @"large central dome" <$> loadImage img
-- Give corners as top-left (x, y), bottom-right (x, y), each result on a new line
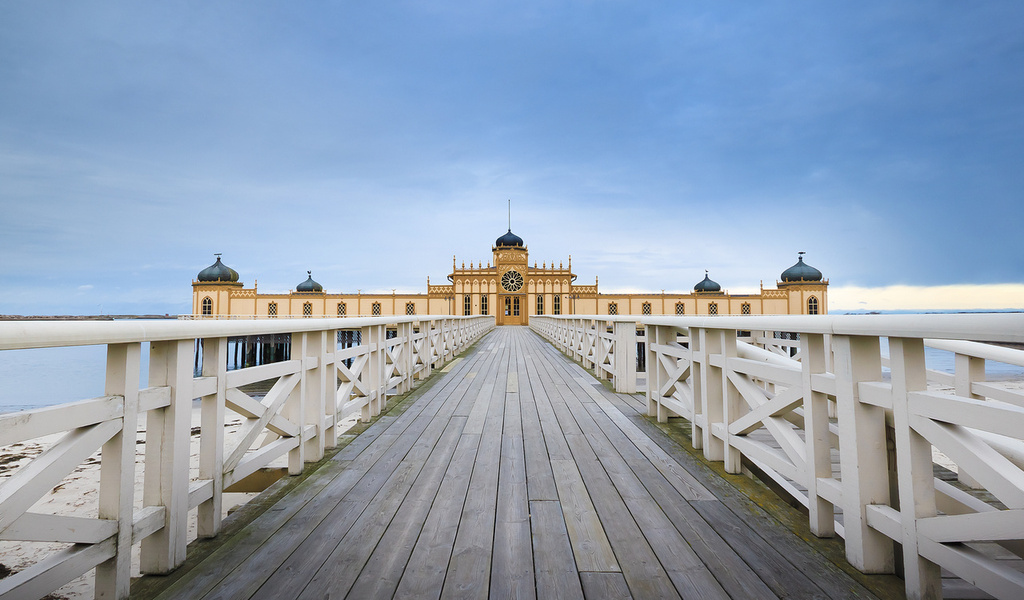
top-left (495, 229), bottom-right (524, 248)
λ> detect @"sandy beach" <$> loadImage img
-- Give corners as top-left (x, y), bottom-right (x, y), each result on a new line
top-left (0, 404), bottom-right (359, 599)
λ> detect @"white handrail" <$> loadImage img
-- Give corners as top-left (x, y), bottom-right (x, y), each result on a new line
top-left (0, 315), bottom-right (494, 600)
top-left (531, 313), bottom-right (1024, 600)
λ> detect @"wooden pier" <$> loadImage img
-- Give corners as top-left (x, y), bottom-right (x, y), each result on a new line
top-left (134, 326), bottom-right (900, 600)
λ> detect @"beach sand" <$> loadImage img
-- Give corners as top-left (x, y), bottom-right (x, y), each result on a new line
top-left (0, 404), bottom-right (359, 599)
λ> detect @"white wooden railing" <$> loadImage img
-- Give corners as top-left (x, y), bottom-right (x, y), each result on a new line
top-left (532, 313), bottom-right (1024, 600)
top-left (0, 315), bottom-right (493, 600)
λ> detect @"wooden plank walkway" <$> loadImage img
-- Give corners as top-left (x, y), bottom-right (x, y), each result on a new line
top-left (136, 326), bottom-right (901, 600)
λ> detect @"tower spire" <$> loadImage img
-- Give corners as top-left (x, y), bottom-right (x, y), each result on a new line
top-left (508, 198), bottom-right (511, 231)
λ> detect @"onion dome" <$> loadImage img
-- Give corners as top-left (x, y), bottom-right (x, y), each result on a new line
top-left (296, 271), bottom-right (323, 293)
top-left (781, 252), bottom-right (823, 282)
top-left (197, 254), bottom-right (239, 283)
top-left (495, 229), bottom-right (524, 248)
top-left (694, 271), bottom-right (721, 293)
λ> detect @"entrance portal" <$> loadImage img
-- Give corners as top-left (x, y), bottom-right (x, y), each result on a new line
top-left (498, 295), bottom-right (526, 326)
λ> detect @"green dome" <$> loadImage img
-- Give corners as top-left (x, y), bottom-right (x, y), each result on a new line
top-left (781, 253), bottom-right (823, 282)
top-left (694, 271), bottom-right (721, 293)
top-left (197, 255), bottom-right (239, 283)
top-left (296, 271), bottom-right (323, 293)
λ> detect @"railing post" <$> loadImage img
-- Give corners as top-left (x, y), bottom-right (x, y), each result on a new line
top-left (801, 333), bottom-right (834, 537)
top-left (366, 324), bottom-right (385, 416)
top-left (583, 319), bottom-right (595, 370)
top-left (954, 352), bottom-right (985, 488)
top-left (198, 337), bottom-right (227, 539)
top-left (399, 321), bottom-right (414, 393)
top-left (96, 342), bottom-right (140, 598)
top-left (141, 339), bottom-right (194, 574)
top-left (690, 326), bottom-right (705, 451)
top-left (721, 329), bottom-right (743, 474)
top-left (833, 335), bottom-right (894, 574)
top-left (325, 329), bottom-right (339, 449)
top-left (305, 330), bottom-right (328, 463)
top-left (613, 321), bottom-right (637, 393)
top-left (284, 332), bottom-right (307, 475)
top-left (890, 337), bottom-right (941, 599)
top-left (421, 320), bottom-right (433, 379)
top-left (647, 325), bottom-right (668, 422)
top-left (698, 327), bottom-right (725, 461)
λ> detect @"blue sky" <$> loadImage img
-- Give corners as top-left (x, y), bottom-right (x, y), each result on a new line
top-left (1, 2), bottom-right (1022, 314)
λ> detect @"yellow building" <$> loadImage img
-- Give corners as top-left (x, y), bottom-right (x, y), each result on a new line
top-left (192, 232), bottom-right (828, 323)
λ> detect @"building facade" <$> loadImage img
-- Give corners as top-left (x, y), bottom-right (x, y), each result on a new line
top-left (192, 231), bottom-right (828, 323)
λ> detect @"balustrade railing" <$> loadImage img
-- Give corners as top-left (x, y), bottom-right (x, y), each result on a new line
top-left (0, 315), bottom-right (493, 600)
top-left (531, 313), bottom-right (1024, 600)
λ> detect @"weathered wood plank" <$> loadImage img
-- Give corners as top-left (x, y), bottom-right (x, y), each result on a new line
top-left (530, 500), bottom-right (585, 600)
top-left (296, 417), bottom-right (467, 599)
top-left (440, 347), bottom-right (507, 600)
top-left (246, 342), bottom-right (496, 600)
top-left (550, 459), bottom-right (620, 573)
top-left (579, 572), bottom-right (633, 600)
top-left (346, 340), bottom-right (506, 599)
top-left (394, 433), bottom-right (480, 600)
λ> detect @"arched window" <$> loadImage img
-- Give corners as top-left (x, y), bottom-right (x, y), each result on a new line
top-left (302, 302), bottom-right (313, 317)
top-left (372, 302), bottom-right (381, 316)
top-left (536, 295), bottom-right (544, 315)
top-left (268, 302), bottom-right (278, 317)
top-left (642, 302), bottom-right (652, 315)
top-left (406, 302), bottom-right (415, 315)
top-left (741, 303), bottom-right (751, 315)
top-left (808, 296), bottom-right (819, 315)
top-left (708, 302), bottom-right (718, 315)
top-left (553, 295), bottom-right (561, 315)
top-left (464, 294), bottom-right (472, 316)
top-left (201, 297), bottom-right (212, 316)
top-left (608, 303), bottom-right (618, 316)
top-left (675, 302), bottom-right (684, 315)
top-left (338, 303), bottom-right (346, 317)
top-left (481, 295), bottom-right (488, 315)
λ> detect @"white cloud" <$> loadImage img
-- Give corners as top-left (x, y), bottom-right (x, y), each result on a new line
top-left (830, 284), bottom-right (1024, 312)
